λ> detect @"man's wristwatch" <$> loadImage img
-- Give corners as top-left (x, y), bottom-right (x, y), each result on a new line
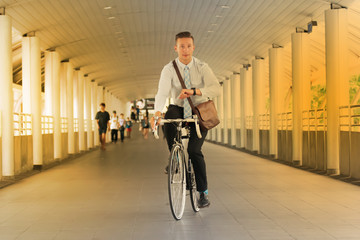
top-left (191, 88), bottom-right (196, 96)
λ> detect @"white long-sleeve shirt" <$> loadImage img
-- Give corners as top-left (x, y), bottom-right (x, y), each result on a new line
top-left (154, 57), bottom-right (221, 113)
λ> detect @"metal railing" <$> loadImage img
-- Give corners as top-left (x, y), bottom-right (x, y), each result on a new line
top-left (302, 109), bottom-right (327, 131)
top-left (278, 112), bottom-right (292, 131)
top-left (41, 115), bottom-right (54, 134)
top-left (14, 113), bottom-right (32, 136)
top-left (235, 117), bottom-right (241, 129)
top-left (259, 113), bottom-right (270, 130)
top-left (339, 105), bottom-right (360, 132)
top-left (61, 117), bottom-right (68, 133)
top-left (246, 115), bottom-right (253, 129)
top-left (74, 118), bottom-right (79, 132)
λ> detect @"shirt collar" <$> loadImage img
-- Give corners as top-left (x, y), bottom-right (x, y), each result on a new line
top-left (176, 57), bottom-right (194, 70)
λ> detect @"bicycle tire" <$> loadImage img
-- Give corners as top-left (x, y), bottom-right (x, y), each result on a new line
top-left (168, 144), bottom-right (186, 220)
top-left (189, 162), bottom-right (200, 212)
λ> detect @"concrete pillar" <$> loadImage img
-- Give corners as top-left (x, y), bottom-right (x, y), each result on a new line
top-left (0, 14), bottom-right (14, 176)
top-left (252, 58), bottom-right (266, 153)
top-left (233, 74), bottom-right (241, 148)
top-left (212, 97), bottom-right (218, 142)
top-left (325, 8), bottom-right (349, 174)
top-left (230, 75), bottom-right (236, 146)
top-left (269, 47), bottom-right (285, 158)
top-left (223, 79), bottom-right (229, 145)
top-left (91, 81), bottom-right (99, 147)
top-left (240, 67), bottom-right (252, 149)
top-left (292, 33), bottom-right (310, 165)
top-left (84, 76), bottom-right (92, 149)
top-left (61, 61), bottom-right (74, 154)
top-left (22, 34), bottom-right (42, 167)
top-left (217, 86), bottom-right (224, 143)
top-left (75, 71), bottom-right (85, 151)
top-left (45, 51), bottom-right (61, 159)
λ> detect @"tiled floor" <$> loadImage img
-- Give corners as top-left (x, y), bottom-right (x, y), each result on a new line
top-left (0, 127), bottom-right (360, 240)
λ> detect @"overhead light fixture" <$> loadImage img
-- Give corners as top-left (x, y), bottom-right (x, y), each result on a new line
top-left (104, 6), bottom-right (112, 10)
top-left (211, 23), bottom-right (218, 26)
top-left (108, 16), bottom-right (115, 20)
top-left (207, 30), bottom-right (214, 33)
top-left (221, 5), bottom-right (230, 9)
top-left (215, 15), bottom-right (223, 18)
top-left (307, 21), bottom-right (317, 33)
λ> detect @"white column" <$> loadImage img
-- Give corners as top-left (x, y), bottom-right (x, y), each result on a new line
top-left (84, 75), bottom-right (92, 149)
top-left (91, 81), bottom-right (99, 147)
top-left (230, 74), bottom-right (236, 146)
top-left (234, 74), bottom-right (241, 147)
top-left (45, 51), bottom-right (61, 159)
top-left (217, 85), bottom-right (224, 143)
top-left (223, 79), bottom-right (229, 145)
top-left (212, 98), bottom-right (218, 142)
top-left (269, 47), bottom-right (284, 158)
top-left (252, 58), bottom-right (266, 153)
top-left (325, 8), bottom-right (349, 174)
top-left (240, 67), bottom-right (252, 149)
top-left (73, 69), bottom-right (79, 153)
top-left (292, 33), bottom-right (310, 164)
top-left (76, 71), bottom-right (85, 151)
top-left (0, 14), bottom-right (14, 176)
top-left (22, 35), bottom-right (42, 166)
top-left (61, 61), bottom-right (74, 154)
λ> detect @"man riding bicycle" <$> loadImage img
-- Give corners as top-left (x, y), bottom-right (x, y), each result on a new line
top-left (151, 31), bottom-right (220, 208)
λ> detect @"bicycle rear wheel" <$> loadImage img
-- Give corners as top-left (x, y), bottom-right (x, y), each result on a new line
top-left (189, 161), bottom-right (200, 212)
top-left (168, 144), bottom-right (186, 220)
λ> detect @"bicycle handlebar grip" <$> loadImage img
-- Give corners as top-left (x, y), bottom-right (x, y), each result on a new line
top-left (153, 119), bottom-right (160, 139)
top-left (194, 116), bottom-right (202, 139)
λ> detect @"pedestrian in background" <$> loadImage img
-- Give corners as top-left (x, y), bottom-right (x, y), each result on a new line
top-left (110, 111), bottom-right (120, 143)
top-left (119, 113), bottom-right (125, 143)
top-left (142, 116), bottom-right (150, 139)
top-left (95, 103), bottom-right (110, 150)
top-left (125, 117), bottom-right (133, 138)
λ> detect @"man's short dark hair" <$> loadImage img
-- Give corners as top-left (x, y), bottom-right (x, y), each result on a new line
top-left (175, 31), bottom-right (194, 44)
top-left (100, 103), bottom-right (105, 107)
top-left (113, 110), bottom-right (116, 114)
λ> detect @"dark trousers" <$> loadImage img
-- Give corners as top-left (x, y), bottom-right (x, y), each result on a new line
top-left (111, 129), bottom-right (118, 143)
top-left (164, 105), bottom-right (208, 192)
top-left (119, 129), bottom-right (125, 142)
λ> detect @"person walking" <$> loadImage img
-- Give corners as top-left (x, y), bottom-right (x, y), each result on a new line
top-left (151, 31), bottom-right (220, 208)
top-left (119, 113), bottom-right (125, 142)
top-left (125, 117), bottom-right (133, 138)
top-left (110, 111), bottom-right (120, 143)
top-left (95, 103), bottom-right (110, 150)
top-left (141, 116), bottom-right (150, 139)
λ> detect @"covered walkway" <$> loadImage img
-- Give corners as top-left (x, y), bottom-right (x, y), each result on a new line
top-left (0, 128), bottom-right (359, 240)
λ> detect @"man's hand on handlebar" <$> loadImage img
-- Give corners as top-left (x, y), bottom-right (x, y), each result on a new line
top-left (151, 111), bottom-right (162, 130)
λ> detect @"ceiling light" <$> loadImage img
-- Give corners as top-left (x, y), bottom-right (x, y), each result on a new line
top-left (215, 15), bottom-right (223, 18)
top-left (108, 16), bottom-right (115, 20)
top-left (208, 30), bottom-right (214, 33)
top-left (104, 6), bottom-right (112, 10)
top-left (221, 5), bottom-right (230, 9)
top-left (211, 23), bottom-right (218, 26)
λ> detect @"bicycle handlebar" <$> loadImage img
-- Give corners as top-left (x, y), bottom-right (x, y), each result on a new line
top-left (152, 115), bottom-right (202, 139)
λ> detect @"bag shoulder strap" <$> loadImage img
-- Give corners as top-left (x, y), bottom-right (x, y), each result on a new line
top-left (172, 60), bottom-right (196, 111)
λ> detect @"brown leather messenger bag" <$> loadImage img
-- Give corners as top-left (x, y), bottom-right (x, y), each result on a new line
top-left (172, 60), bottom-right (220, 131)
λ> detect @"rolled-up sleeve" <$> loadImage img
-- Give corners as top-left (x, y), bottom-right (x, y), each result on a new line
top-left (154, 66), bottom-right (172, 113)
top-left (199, 64), bottom-right (221, 99)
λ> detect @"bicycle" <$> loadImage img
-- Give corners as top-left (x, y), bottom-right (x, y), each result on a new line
top-left (153, 115), bottom-right (202, 220)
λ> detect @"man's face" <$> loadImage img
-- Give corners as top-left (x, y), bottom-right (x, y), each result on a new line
top-left (100, 105), bottom-right (105, 111)
top-left (174, 37), bottom-right (195, 63)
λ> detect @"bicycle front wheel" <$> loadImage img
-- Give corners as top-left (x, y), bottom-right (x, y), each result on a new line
top-left (189, 162), bottom-right (200, 212)
top-left (168, 144), bottom-right (186, 220)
